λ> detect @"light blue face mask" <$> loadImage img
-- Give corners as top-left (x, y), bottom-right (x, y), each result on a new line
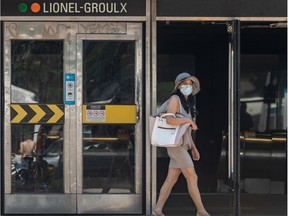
top-left (180, 85), bottom-right (193, 96)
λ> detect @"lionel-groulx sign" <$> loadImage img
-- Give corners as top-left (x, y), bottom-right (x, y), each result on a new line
top-left (1, 0), bottom-right (145, 16)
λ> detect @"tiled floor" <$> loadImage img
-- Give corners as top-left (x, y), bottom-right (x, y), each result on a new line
top-left (161, 194), bottom-right (287, 216)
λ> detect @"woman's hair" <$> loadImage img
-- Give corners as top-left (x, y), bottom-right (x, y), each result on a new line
top-left (171, 89), bottom-right (197, 118)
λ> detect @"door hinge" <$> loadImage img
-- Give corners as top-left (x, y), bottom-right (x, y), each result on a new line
top-left (227, 23), bottom-right (233, 33)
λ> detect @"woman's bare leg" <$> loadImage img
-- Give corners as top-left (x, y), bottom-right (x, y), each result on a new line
top-left (181, 167), bottom-right (208, 214)
top-left (153, 168), bottom-right (181, 213)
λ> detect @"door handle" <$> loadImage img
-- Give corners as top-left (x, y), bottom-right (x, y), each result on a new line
top-left (136, 104), bottom-right (141, 123)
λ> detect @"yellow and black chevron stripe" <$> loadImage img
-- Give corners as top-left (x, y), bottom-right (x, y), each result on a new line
top-left (11, 104), bottom-right (64, 124)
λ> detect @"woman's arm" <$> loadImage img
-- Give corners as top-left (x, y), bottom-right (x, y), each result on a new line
top-left (165, 96), bottom-right (198, 130)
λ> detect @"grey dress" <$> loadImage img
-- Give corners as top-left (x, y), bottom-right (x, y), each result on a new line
top-left (159, 95), bottom-right (195, 168)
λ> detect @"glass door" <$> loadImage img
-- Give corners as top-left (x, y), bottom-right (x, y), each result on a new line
top-left (3, 22), bottom-right (144, 215)
top-left (75, 24), bottom-right (143, 214)
top-left (239, 21), bottom-right (287, 216)
top-left (4, 22), bottom-right (77, 214)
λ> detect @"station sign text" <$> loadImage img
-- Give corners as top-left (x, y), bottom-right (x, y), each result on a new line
top-left (43, 2), bottom-right (127, 14)
top-left (1, 0), bottom-right (145, 16)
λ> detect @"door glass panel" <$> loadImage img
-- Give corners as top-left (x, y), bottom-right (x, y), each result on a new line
top-left (240, 55), bottom-right (287, 132)
top-left (82, 125), bottom-right (135, 193)
top-left (11, 125), bottom-right (64, 193)
top-left (11, 41), bottom-right (63, 103)
top-left (240, 24), bottom-right (287, 215)
top-left (83, 41), bottom-right (135, 104)
top-left (82, 40), bottom-right (136, 193)
top-left (11, 41), bottom-right (64, 193)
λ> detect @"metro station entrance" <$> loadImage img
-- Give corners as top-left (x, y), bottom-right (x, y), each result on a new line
top-left (156, 21), bottom-right (287, 216)
top-left (3, 22), bottom-right (143, 214)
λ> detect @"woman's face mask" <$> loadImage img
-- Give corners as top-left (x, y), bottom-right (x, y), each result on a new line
top-left (179, 85), bottom-right (193, 96)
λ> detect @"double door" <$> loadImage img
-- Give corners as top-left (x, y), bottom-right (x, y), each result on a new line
top-left (4, 22), bottom-right (143, 214)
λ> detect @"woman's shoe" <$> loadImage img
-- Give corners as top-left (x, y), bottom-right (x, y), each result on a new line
top-left (151, 210), bottom-right (165, 216)
top-left (196, 212), bottom-right (211, 216)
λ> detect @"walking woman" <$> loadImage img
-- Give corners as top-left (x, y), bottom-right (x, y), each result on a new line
top-left (151, 72), bottom-right (210, 216)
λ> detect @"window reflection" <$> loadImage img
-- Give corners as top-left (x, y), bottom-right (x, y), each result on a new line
top-left (83, 41), bottom-right (135, 104)
top-left (240, 55), bottom-right (287, 132)
top-left (11, 125), bottom-right (64, 193)
top-left (82, 40), bottom-right (136, 193)
top-left (82, 125), bottom-right (135, 193)
top-left (11, 41), bottom-right (63, 103)
top-left (239, 52), bottom-right (287, 195)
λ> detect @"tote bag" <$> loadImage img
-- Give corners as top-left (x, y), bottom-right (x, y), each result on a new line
top-left (149, 113), bottom-right (190, 147)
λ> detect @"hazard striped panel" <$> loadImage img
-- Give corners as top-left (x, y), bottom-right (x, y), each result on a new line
top-left (11, 104), bottom-right (64, 124)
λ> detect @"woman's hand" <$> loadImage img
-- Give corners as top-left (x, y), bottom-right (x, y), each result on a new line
top-left (190, 120), bottom-right (198, 130)
top-left (191, 147), bottom-right (200, 161)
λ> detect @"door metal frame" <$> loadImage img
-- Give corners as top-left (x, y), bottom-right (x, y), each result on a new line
top-left (228, 19), bottom-right (241, 216)
top-left (3, 21), bottom-right (144, 215)
top-left (3, 22), bottom-right (77, 214)
top-left (75, 23), bottom-right (143, 214)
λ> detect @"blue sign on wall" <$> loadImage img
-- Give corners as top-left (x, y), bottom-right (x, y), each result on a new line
top-left (64, 73), bottom-right (76, 105)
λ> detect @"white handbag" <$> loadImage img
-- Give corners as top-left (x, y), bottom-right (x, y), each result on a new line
top-left (149, 113), bottom-right (190, 147)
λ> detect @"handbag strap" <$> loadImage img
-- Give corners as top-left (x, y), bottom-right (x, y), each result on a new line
top-left (160, 113), bottom-right (176, 118)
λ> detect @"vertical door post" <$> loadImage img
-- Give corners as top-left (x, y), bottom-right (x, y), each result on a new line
top-left (228, 19), bottom-right (241, 216)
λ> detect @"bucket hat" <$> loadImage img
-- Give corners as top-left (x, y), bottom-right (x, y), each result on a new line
top-left (173, 72), bottom-right (200, 95)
